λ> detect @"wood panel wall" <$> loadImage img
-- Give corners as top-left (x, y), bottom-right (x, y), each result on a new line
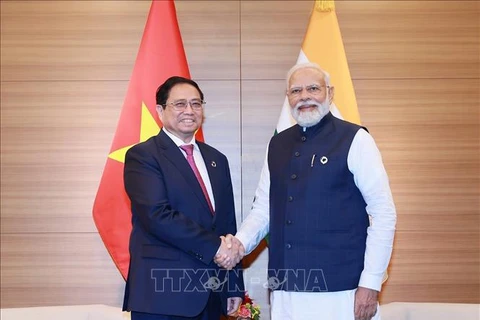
top-left (1, 1), bottom-right (479, 317)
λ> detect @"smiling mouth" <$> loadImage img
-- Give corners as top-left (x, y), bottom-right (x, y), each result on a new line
top-left (298, 104), bottom-right (317, 111)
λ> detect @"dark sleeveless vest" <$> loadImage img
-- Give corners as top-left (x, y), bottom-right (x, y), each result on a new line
top-left (267, 112), bottom-right (369, 292)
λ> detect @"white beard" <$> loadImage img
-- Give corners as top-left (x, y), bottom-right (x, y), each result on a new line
top-left (291, 98), bottom-right (330, 127)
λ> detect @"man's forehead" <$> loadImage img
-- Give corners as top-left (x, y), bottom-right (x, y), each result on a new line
top-left (289, 68), bottom-right (326, 86)
top-left (169, 83), bottom-right (201, 97)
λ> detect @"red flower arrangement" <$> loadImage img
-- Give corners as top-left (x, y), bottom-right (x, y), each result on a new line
top-left (235, 292), bottom-right (261, 320)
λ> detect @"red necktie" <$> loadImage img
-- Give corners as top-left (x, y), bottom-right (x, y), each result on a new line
top-left (180, 144), bottom-right (214, 215)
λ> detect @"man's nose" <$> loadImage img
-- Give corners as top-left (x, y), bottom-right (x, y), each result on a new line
top-left (183, 103), bottom-right (194, 113)
top-left (299, 88), bottom-right (309, 100)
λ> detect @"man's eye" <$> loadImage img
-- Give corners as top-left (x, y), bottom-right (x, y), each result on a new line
top-left (175, 102), bottom-right (186, 108)
top-left (191, 103), bottom-right (202, 109)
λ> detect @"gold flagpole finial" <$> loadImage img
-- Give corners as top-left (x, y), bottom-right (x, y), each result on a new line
top-left (315, 0), bottom-right (335, 12)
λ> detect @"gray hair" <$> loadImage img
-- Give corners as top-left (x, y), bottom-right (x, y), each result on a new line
top-left (286, 62), bottom-right (331, 87)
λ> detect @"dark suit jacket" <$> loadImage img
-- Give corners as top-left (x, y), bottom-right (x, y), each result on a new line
top-left (122, 130), bottom-right (244, 317)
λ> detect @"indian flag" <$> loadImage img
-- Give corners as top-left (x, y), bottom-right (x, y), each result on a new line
top-left (273, 0), bottom-right (388, 283)
top-left (275, 0), bottom-right (360, 134)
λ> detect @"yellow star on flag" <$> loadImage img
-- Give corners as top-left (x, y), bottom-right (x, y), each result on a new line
top-left (108, 102), bottom-right (160, 163)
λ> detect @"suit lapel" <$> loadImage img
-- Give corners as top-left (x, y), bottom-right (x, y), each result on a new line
top-left (155, 131), bottom-right (212, 214)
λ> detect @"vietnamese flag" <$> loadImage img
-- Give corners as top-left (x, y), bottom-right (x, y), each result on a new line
top-left (93, 0), bottom-right (203, 280)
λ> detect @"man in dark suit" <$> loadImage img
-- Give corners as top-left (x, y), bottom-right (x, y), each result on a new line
top-left (122, 76), bottom-right (244, 320)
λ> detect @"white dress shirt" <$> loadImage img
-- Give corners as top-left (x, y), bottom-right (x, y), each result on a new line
top-left (162, 128), bottom-right (215, 211)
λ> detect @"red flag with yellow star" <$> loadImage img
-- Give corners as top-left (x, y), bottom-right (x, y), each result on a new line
top-left (93, 0), bottom-right (203, 280)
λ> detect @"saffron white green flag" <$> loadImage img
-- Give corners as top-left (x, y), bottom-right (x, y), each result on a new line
top-left (275, 0), bottom-right (360, 134)
top-left (273, 0), bottom-right (388, 283)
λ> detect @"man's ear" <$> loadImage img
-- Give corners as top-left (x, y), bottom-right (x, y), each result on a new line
top-left (156, 104), bottom-right (164, 121)
top-left (328, 86), bottom-right (335, 104)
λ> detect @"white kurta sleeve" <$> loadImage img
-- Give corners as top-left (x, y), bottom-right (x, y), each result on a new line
top-left (235, 149), bottom-right (271, 255)
top-left (348, 129), bottom-right (397, 291)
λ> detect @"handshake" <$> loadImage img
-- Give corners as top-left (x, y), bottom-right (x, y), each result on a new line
top-left (214, 234), bottom-right (245, 270)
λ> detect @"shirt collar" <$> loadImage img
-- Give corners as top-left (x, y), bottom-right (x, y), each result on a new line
top-left (298, 112), bottom-right (333, 136)
top-left (162, 128), bottom-right (198, 149)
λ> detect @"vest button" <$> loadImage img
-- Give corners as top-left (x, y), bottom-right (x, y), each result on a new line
top-left (288, 196), bottom-right (293, 202)
top-left (301, 136), bottom-right (307, 142)
top-left (291, 174), bottom-right (297, 180)
top-left (294, 151), bottom-right (300, 157)
top-left (286, 220), bottom-right (292, 225)
top-left (285, 243), bottom-right (292, 249)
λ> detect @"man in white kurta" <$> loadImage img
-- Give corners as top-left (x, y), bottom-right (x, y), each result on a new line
top-left (228, 63), bottom-right (396, 320)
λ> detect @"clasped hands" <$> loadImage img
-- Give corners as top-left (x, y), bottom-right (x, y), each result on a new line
top-left (214, 234), bottom-right (245, 269)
